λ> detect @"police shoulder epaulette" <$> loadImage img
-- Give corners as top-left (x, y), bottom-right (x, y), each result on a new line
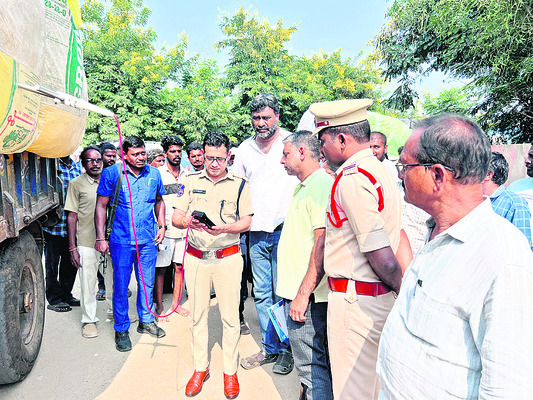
top-left (342, 162), bottom-right (360, 176)
top-left (230, 171), bottom-right (246, 181)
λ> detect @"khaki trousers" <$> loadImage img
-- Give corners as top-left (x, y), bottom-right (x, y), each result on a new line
top-left (78, 246), bottom-right (113, 323)
top-left (184, 252), bottom-right (243, 374)
top-left (327, 288), bottom-right (395, 400)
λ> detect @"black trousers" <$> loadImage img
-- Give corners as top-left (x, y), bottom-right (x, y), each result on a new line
top-left (44, 232), bottom-right (77, 305)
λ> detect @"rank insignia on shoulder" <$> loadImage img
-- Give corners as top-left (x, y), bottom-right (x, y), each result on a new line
top-left (342, 162), bottom-right (359, 176)
top-left (177, 184), bottom-right (185, 197)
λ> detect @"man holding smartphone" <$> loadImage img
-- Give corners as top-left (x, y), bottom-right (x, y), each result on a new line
top-left (172, 131), bottom-right (253, 399)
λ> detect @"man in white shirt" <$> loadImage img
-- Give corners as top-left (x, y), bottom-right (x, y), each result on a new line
top-left (377, 114), bottom-right (533, 399)
top-left (233, 93), bottom-right (298, 375)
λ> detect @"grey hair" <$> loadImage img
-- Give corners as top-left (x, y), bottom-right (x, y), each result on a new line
top-left (413, 114), bottom-right (491, 184)
top-left (250, 93), bottom-right (280, 115)
top-left (283, 130), bottom-right (321, 161)
top-left (488, 152), bottom-right (509, 186)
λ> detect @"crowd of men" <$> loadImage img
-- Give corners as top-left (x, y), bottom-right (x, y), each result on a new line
top-left (44, 92), bottom-right (533, 399)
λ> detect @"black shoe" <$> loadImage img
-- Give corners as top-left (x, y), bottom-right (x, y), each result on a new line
top-left (64, 297), bottom-right (81, 307)
top-left (272, 349), bottom-right (294, 375)
top-left (115, 330), bottom-right (132, 352)
top-left (137, 322), bottom-right (166, 338)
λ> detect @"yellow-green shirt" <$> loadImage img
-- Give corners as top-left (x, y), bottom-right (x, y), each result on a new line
top-left (173, 169), bottom-right (253, 250)
top-left (276, 168), bottom-right (333, 302)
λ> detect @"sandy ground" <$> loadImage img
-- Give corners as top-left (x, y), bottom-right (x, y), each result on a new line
top-left (0, 276), bottom-right (300, 400)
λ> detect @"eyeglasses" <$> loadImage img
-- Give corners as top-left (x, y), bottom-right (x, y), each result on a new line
top-left (205, 156), bottom-right (227, 164)
top-left (84, 158), bottom-right (103, 164)
top-left (395, 162), bottom-right (454, 174)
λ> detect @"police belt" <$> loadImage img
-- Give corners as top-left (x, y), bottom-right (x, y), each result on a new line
top-left (327, 277), bottom-right (391, 296)
top-left (186, 244), bottom-right (239, 260)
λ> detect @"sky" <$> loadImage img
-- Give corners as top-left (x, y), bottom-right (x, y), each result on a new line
top-left (140, 0), bottom-right (454, 97)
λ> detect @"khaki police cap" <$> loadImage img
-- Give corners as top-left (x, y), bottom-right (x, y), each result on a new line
top-left (309, 99), bottom-right (373, 136)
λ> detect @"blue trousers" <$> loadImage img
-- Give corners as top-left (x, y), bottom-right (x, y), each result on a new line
top-left (284, 298), bottom-right (332, 400)
top-left (250, 230), bottom-right (289, 355)
top-left (110, 243), bottom-right (157, 332)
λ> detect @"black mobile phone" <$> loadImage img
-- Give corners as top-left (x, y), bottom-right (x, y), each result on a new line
top-left (192, 211), bottom-right (216, 229)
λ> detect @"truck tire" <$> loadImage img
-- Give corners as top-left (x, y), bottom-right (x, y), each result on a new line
top-left (0, 231), bottom-right (45, 384)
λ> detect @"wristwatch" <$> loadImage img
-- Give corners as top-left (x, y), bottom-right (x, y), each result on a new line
top-left (158, 225), bottom-right (167, 229)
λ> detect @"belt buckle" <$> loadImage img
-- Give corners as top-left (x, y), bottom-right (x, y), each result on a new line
top-left (203, 250), bottom-right (216, 259)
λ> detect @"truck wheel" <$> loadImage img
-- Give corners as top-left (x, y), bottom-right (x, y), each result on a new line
top-left (0, 231), bottom-right (45, 384)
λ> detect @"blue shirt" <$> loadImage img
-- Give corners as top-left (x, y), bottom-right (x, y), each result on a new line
top-left (490, 185), bottom-right (532, 248)
top-left (97, 163), bottom-right (165, 245)
top-left (43, 157), bottom-right (82, 237)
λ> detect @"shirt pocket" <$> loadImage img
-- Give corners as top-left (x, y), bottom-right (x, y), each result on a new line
top-left (143, 178), bottom-right (158, 203)
top-left (220, 200), bottom-right (237, 223)
top-left (189, 194), bottom-right (209, 215)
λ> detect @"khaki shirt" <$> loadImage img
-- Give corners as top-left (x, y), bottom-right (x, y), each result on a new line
top-left (158, 163), bottom-right (186, 240)
top-left (324, 148), bottom-right (401, 282)
top-left (173, 169), bottom-right (253, 250)
top-left (64, 173), bottom-right (99, 247)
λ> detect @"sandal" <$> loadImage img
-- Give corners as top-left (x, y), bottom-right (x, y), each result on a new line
top-left (96, 289), bottom-right (106, 301)
top-left (240, 350), bottom-right (277, 370)
top-left (47, 302), bottom-right (72, 312)
top-left (272, 349), bottom-right (294, 375)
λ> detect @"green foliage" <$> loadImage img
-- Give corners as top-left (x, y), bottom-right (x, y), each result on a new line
top-left (216, 7), bottom-right (385, 136)
top-left (376, 0), bottom-right (533, 143)
top-left (81, 0), bottom-right (187, 144)
top-left (80, 2), bottom-right (387, 146)
top-left (421, 86), bottom-right (479, 117)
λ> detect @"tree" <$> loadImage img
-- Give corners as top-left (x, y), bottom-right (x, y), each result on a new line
top-left (376, 0), bottom-right (533, 143)
top-left (421, 86), bottom-right (479, 117)
top-left (216, 7), bottom-right (385, 136)
top-left (81, 0), bottom-right (188, 144)
top-left (166, 58), bottom-right (243, 144)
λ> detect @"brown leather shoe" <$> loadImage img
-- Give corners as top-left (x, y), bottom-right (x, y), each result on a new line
top-left (224, 373), bottom-right (239, 399)
top-left (185, 368), bottom-right (210, 397)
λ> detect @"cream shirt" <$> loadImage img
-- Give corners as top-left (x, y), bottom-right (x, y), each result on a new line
top-left (377, 199), bottom-right (533, 399)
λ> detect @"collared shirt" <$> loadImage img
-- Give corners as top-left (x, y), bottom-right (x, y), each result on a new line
top-left (173, 169), bottom-right (253, 250)
top-left (377, 200), bottom-right (533, 400)
top-left (508, 176), bottom-right (533, 236)
top-left (324, 148), bottom-right (401, 281)
top-left (97, 163), bottom-right (165, 245)
top-left (276, 168), bottom-right (333, 302)
top-left (64, 173), bottom-right (99, 247)
top-left (43, 157), bottom-right (82, 237)
top-left (158, 163), bottom-right (186, 240)
top-left (490, 185), bottom-right (532, 248)
top-left (232, 128), bottom-right (299, 232)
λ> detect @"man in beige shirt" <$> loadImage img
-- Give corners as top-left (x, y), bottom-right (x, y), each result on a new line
top-left (310, 99), bottom-right (402, 400)
top-left (65, 145), bottom-right (112, 339)
top-left (172, 131), bottom-right (253, 399)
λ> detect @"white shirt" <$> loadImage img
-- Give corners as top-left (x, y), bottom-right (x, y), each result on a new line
top-left (232, 129), bottom-right (298, 232)
top-left (377, 199), bottom-right (533, 400)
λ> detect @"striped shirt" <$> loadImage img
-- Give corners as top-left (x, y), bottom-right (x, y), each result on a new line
top-left (490, 185), bottom-right (532, 248)
top-left (43, 157), bottom-right (82, 237)
top-left (377, 200), bottom-right (533, 400)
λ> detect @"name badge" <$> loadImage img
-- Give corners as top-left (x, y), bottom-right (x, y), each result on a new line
top-left (192, 189), bottom-right (206, 194)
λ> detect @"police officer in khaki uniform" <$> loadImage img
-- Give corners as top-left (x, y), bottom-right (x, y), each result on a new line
top-left (172, 131), bottom-right (253, 399)
top-left (310, 99), bottom-right (403, 400)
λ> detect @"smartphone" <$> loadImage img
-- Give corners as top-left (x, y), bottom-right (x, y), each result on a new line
top-left (192, 210), bottom-right (216, 229)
